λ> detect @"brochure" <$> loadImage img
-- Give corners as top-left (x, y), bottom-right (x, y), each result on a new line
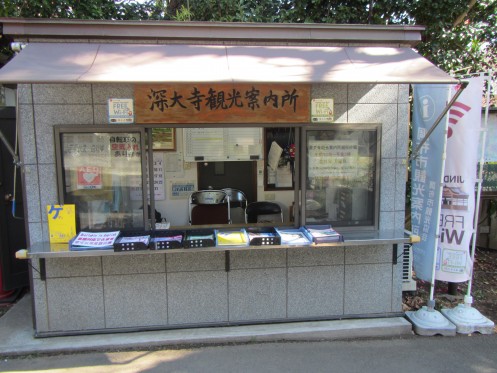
top-left (70, 231), bottom-right (120, 250)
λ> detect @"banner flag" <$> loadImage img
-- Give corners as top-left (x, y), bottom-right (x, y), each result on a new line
top-left (436, 76), bottom-right (484, 282)
top-left (411, 84), bottom-right (450, 282)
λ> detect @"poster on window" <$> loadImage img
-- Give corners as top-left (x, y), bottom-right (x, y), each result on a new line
top-left (308, 140), bottom-right (358, 178)
top-left (77, 166), bottom-right (102, 190)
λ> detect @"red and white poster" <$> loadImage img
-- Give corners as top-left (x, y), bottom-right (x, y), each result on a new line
top-left (436, 76), bottom-right (484, 282)
top-left (77, 166), bottom-right (103, 190)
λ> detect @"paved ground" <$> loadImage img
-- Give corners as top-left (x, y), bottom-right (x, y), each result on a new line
top-left (2, 335), bottom-right (497, 372)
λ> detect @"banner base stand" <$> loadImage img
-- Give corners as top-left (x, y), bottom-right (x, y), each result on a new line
top-left (441, 304), bottom-right (495, 335)
top-left (405, 306), bottom-right (456, 336)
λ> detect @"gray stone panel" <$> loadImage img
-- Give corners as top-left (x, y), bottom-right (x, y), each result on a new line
top-left (380, 158), bottom-right (396, 212)
top-left (344, 263), bottom-right (392, 315)
top-left (38, 164), bottom-right (58, 222)
top-left (18, 104), bottom-right (37, 165)
top-left (41, 221), bottom-right (50, 243)
top-left (396, 104), bottom-right (409, 157)
top-left (288, 246), bottom-right (344, 267)
top-left (102, 253), bottom-right (165, 275)
top-left (391, 261), bottom-right (403, 312)
top-left (32, 84), bottom-right (92, 104)
top-left (395, 159), bottom-right (407, 211)
top-left (348, 103), bottom-right (397, 159)
top-left (332, 103), bottom-right (348, 123)
top-left (32, 279), bottom-right (49, 333)
top-left (46, 277), bottom-right (104, 332)
top-left (93, 104), bottom-right (111, 126)
top-left (379, 211), bottom-right (395, 232)
top-left (34, 104), bottom-right (95, 164)
top-left (229, 268), bottom-right (286, 321)
top-left (24, 165), bottom-right (41, 223)
top-left (167, 271), bottom-right (228, 325)
top-left (45, 257), bottom-right (102, 278)
top-left (348, 84), bottom-right (399, 104)
top-left (17, 84), bottom-right (33, 104)
top-left (229, 249), bottom-right (286, 269)
top-left (92, 84), bottom-right (134, 104)
top-left (398, 84), bottom-right (410, 104)
top-left (27, 222), bottom-right (43, 247)
top-left (345, 244), bottom-right (391, 264)
top-left (104, 273), bottom-right (167, 328)
top-left (395, 211), bottom-right (406, 232)
top-left (312, 83), bottom-right (347, 103)
top-left (288, 266), bottom-right (344, 318)
top-left (166, 251), bottom-right (225, 272)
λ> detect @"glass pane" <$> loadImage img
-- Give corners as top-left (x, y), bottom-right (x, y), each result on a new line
top-left (306, 128), bottom-right (377, 227)
top-left (60, 132), bottom-right (144, 230)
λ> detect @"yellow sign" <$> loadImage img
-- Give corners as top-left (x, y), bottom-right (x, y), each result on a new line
top-left (46, 204), bottom-right (76, 243)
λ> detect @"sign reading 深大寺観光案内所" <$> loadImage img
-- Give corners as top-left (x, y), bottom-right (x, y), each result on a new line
top-left (135, 83), bottom-right (310, 124)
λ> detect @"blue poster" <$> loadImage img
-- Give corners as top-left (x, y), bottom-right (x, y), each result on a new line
top-left (411, 84), bottom-right (450, 282)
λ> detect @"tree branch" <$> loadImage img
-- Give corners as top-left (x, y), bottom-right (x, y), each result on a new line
top-left (453, 0), bottom-right (477, 27)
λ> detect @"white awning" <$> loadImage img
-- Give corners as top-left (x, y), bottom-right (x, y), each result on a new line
top-left (0, 43), bottom-right (458, 84)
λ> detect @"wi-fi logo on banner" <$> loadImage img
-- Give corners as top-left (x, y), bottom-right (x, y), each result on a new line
top-left (447, 102), bottom-right (471, 138)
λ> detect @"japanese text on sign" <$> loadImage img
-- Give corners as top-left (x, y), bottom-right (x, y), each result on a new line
top-left (308, 140), bottom-right (358, 178)
top-left (135, 84), bottom-right (310, 124)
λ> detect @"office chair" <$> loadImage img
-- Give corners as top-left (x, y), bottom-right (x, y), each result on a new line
top-left (189, 190), bottom-right (231, 225)
top-left (245, 201), bottom-right (283, 223)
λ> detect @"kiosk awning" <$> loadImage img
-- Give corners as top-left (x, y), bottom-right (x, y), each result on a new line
top-left (0, 43), bottom-right (457, 84)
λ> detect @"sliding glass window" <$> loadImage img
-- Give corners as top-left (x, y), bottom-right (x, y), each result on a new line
top-left (302, 124), bottom-right (380, 230)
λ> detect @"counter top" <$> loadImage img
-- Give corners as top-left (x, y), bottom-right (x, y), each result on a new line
top-left (25, 229), bottom-right (411, 259)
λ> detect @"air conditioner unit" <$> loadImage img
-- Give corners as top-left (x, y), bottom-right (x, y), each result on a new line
top-left (402, 243), bottom-right (417, 292)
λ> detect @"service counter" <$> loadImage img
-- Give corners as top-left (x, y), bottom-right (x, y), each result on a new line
top-left (27, 230), bottom-right (410, 337)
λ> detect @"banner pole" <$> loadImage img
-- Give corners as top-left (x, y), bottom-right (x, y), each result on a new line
top-left (440, 72), bottom-right (495, 334)
top-left (466, 71), bottom-right (491, 302)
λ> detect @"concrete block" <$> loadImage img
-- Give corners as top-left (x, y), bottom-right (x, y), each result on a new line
top-left (348, 83), bottom-right (399, 104)
top-left (92, 84), bottom-right (134, 104)
top-left (287, 246), bottom-right (344, 267)
top-left (46, 277), bottom-right (104, 332)
top-left (229, 268), bottom-right (286, 321)
top-left (345, 244), bottom-right (392, 264)
top-left (229, 249), bottom-right (286, 270)
top-left (102, 253), bottom-right (165, 275)
top-left (380, 158), bottom-right (396, 213)
top-left (167, 271), bottom-right (228, 325)
top-left (344, 263), bottom-right (392, 315)
top-left (17, 84), bottom-right (32, 104)
top-left (104, 273), bottom-right (167, 328)
top-left (166, 251), bottom-right (225, 273)
top-left (45, 257), bottom-right (102, 278)
top-left (312, 83), bottom-right (347, 104)
top-left (288, 266), bottom-right (344, 318)
top-left (38, 164), bottom-right (58, 222)
top-left (18, 104), bottom-right (37, 165)
top-left (23, 165), bottom-right (41, 223)
top-left (32, 84), bottom-right (92, 104)
top-left (31, 278), bottom-right (49, 333)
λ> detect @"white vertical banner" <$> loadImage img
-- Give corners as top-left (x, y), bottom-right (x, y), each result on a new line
top-left (436, 76), bottom-right (484, 282)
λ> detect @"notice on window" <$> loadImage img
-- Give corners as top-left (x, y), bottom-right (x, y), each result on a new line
top-left (308, 140), bottom-right (358, 177)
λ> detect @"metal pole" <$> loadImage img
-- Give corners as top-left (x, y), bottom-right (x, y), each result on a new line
top-left (409, 81), bottom-right (468, 162)
top-left (465, 71), bottom-right (492, 306)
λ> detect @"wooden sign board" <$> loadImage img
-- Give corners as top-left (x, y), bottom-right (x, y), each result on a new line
top-left (135, 83), bottom-right (310, 124)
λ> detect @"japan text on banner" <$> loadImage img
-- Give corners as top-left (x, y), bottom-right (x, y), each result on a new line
top-left (436, 76), bottom-right (484, 282)
top-left (411, 84), bottom-right (450, 282)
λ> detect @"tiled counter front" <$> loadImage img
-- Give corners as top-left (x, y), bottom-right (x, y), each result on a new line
top-left (30, 244), bottom-right (403, 336)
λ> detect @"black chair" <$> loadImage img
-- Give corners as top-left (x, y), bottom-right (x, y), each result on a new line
top-left (245, 201), bottom-right (283, 223)
top-left (222, 188), bottom-right (248, 224)
top-left (189, 190), bottom-right (231, 225)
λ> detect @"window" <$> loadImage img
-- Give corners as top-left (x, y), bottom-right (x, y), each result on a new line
top-left (302, 124), bottom-right (380, 230)
top-left (55, 128), bottom-right (147, 231)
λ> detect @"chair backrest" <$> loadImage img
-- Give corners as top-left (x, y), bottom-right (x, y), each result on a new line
top-left (189, 190), bottom-right (231, 225)
top-left (245, 201), bottom-right (283, 223)
top-left (191, 204), bottom-right (230, 225)
top-left (222, 188), bottom-right (247, 209)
